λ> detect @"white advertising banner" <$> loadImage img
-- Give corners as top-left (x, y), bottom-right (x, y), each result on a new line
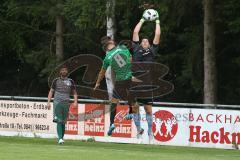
top-left (139, 107), bottom-right (190, 146)
top-left (139, 106), bottom-right (240, 149)
top-left (0, 100), bottom-right (55, 134)
top-left (0, 100), bottom-right (239, 149)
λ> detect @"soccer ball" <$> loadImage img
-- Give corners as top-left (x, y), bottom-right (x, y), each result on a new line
top-left (143, 9), bottom-right (158, 21)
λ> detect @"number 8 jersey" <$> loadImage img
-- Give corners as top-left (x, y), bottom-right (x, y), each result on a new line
top-left (102, 45), bottom-right (132, 81)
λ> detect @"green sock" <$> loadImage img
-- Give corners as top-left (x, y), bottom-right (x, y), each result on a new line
top-left (57, 123), bottom-right (63, 140)
top-left (62, 124), bottom-right (65, 139)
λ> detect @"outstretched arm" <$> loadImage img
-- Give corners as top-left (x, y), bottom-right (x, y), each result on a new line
top-left (94, 68), bottom-right (106, 90)
top-left (133, 10), bottom-right (146, 42)
top-left (153, 20), bottom-right (161, 45)
top-left (132, 20), bottom-right (144, 42)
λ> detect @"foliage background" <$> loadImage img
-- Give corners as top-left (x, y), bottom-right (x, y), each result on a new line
top-left (0, 0), bottom-right (239, 104)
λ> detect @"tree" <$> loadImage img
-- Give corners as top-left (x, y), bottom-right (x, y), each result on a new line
top-left (106, 0), bottom-right (116, 40)
top-left (47, 0), bottom-right (66, 61)
top-left (203, 0), bottom-right (217, 104)
top-left (0, 0), bottom-right (239, 104)
top-left (56, 15), bottom-right (64, 61)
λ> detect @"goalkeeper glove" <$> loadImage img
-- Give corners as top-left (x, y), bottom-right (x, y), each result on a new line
top-left (140, 18), bottom-right (145, 23)
top-left (155, 10), bottom-right (160, 24)
top-left (140, 10), bottom-right (147, 23)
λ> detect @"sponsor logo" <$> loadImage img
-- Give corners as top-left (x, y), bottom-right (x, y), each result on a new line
top-left (66, 103), bottom-right (78, 135)
top-left (65, 121), bottom-right (78, 135)
top-left (152, 110), bottom-right (178, 142)
top-left (189, 125), bottom-right (240, 144)
top-left (112, 105), bottom-right (132, 138)
top-left (84, 104), bottom-right (105, 136)
top-left (188, 113), bottom-right (240, 124)
top-left (68, 104), bottom-right (78, 121)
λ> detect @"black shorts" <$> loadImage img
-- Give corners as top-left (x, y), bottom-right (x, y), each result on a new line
top-left (112, 79), bottom-right (136, 105)
top-left (132, 84), bottom-right (161, 105)
top-left (137, 97), bottom-right (161, 105)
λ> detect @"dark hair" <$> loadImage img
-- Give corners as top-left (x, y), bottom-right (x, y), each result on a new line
top-left (101, 36), bottom-right (115, 52)
top-left (141, 36), bottom-right (152, 45)
top-left (60, 64), bottom-right (68, 69)
top-left (141, 36), bottom-right (150, 41)
top-left (58, 65), bottom-right (68, 73)
top-left (102, 40), bottom-right (116, 52)
top-left (101, 36), bottom-right (111, 45)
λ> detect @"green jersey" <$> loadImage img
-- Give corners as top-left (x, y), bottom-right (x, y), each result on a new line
top-left (102, 45), bottom-right (132, 81)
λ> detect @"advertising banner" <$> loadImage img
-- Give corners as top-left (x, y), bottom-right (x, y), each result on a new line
top-left (139, 107), bottom-right (240, 149)
top-left (65, 104), bottom-right (78, 135)
top-left (84, 104), bottom-right (105, 136)
top-left (0, 100), bottom-right (55, 134)
top-left (111, 105), bottom-right (132, 138)
top-left (1, 100), bottom-right (239, 149)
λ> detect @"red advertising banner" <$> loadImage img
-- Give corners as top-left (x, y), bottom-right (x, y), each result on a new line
top-left (65, 104), bottom-right (78, 135)
top-left (84, 104), bottom-right (105, 136)
top-left (112, 105), bottom-right (132, 138)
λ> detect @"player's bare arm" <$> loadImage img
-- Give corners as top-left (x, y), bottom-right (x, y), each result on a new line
top-left (153, 22), bottom-right (161, 45)
top-left (133, 21), bottom-right (143, 42)
top-left (94, 68), bottom-right (106, 90)
top-left (73, 89), bottom-right (78, 107)
top-left (47, 88), bottom-right (54, 109)
top-left (132, 10), bottom-right (149, 42)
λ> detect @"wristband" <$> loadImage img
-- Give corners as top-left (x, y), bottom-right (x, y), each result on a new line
top-left (140, 18), bottom-right (145, 23)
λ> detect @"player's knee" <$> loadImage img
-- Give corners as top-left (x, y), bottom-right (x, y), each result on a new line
top-left (132, 106), bottom-right (139, 113)
top-left (57, 120), bottom-right (65, 124)
top-left (144, 105), bottom-right (152, 114)
top-left (146, 111), bottom-right (152, 115)
top-left (146, 110), bottom-right (152, 114)
top-left (111, 98), bottom-right (119, 104)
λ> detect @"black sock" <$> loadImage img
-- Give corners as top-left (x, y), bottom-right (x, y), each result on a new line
top-left (61, 124), bottom-right (65, 139)
top-left (128, 105), bottom-right (133, 114)
top-left (110, 103), bottom-right (117, 126)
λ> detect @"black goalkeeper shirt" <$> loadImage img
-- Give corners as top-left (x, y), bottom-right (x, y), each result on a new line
top-left (132, 41), bottom-right (159, 62)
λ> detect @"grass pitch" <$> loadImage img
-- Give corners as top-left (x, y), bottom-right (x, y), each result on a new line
top-left (0, 136), bottom-right (239, 160)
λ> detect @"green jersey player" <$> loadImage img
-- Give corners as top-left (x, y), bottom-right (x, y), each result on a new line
top-left (94, 39), bottom-right (137, 136)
